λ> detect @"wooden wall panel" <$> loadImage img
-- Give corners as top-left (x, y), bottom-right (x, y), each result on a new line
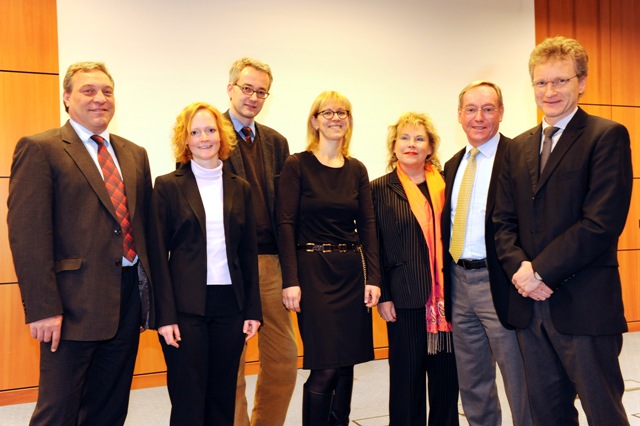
top-left (0, 0), bottom-right (58, 73)
top-left (0, 73), bottom-right (60, 176)
top-left (612, 107), bottom-right (640, 179)
top-left (619, 180), bottom-right (640, 251)
top-left (619, 250), bottom-right (640, 323)
top-left (610, 0), bottom-right (640, 106)
top-left (0, 284), bottom-right (40, 391)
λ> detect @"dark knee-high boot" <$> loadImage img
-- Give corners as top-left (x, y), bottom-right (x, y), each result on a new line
top-left (329, 374), bottom-right (353, 425)
top-left (303, 384), bottom-right (333, 426)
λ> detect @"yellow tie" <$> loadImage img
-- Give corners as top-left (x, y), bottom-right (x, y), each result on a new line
top-left (450, 148), bottom-right (480, 263)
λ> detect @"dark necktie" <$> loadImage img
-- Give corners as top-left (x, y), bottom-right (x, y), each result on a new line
top-left (540, 126), bottom-right (559, 173)
top-left (91, 135), bottom-right (137, 262)
top-left (241, 127), bottom-right (252, 143)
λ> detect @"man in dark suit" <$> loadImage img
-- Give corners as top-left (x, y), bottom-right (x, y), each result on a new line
top-left (7, 62), bottom-right (153, 425)
top-left (443, 81), bottom-right (532, 426)
top-left (223, 57), bottom-right (298, 426)
top-left (493, 36), bottom-right (632, 425)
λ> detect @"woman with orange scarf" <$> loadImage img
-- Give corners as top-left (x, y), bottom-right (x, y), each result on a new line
top-left (371, 112), bottom-right (459, 425)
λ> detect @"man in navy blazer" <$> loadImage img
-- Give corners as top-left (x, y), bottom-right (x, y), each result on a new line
top-left (223, 57), bottom-right (298, 426)
top-left (493, 37), bottom-right (632, 425)
top-left (443, 81), bottom-right (532, 426)
top-left (7, 62), bottom-right (153, 425)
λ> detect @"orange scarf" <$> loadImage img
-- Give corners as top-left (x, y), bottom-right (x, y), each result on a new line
top-left (397, 163), bottom-right (452, 354)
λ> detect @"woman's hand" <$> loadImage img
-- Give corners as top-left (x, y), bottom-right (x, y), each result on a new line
top-left (377, 301), bottom-right (396, 322)
top-left (364, 285), bottom-right (381, 308)
top-left (158, 324), bottom-right (181, 348)
top-left (282, 286), bottom-right (302, 312)
top-left (243, 320), bottom-right (261, 341)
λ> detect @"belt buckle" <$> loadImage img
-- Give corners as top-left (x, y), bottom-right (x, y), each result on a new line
top-left (322, 243), bottom-right (332, 253)
top-left (305, 243), bottom-right (315, 253)
top-left (338, 243), bottom-right (347, 252)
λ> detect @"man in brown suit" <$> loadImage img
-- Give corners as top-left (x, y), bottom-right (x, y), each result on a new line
top-left (7, 61), bottom-right (153, 426)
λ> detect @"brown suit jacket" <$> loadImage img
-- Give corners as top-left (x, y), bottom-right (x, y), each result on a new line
top-left (7, 120), bottom-right (153, 340)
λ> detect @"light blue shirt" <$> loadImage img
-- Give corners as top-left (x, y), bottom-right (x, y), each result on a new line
top-left (228, 111), bottom-right (256, 141)
top-left (450, 133), bottom-right (500, 260)
top-left (541, 106), bottom-right (578, 153)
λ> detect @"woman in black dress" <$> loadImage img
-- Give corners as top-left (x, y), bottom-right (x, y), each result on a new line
top-left (278, 91), bottom-right (382, 425)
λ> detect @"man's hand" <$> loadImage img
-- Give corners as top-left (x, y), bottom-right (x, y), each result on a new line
top-left (512, 261), bottom-right (542, 297)
top-left (377, 301), bottom-right (397, 322)
top-left (29, 315), bottom-right (63, 352)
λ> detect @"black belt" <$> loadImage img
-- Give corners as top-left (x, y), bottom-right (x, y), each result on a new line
top-left (456, 258), bottom-right (487, 270)
top-left (297, 243), bottom-right (361, 253)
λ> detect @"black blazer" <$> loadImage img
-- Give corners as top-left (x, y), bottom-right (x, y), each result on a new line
top-left (223, 111), bottom-right (289, 236)
top-left (493, 108), bottom-right (632, 335)
top-left (8, 121), bottom-right (153, 339)
top-left (371, 170), bottom-right (432, 309)
top-left (149, 162), bottom-right (261, 328)
top-left (442, 134), bottom-right (512, 328)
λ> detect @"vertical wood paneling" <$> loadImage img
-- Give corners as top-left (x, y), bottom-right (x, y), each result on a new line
top-left (610, 0), bottom-right (640, 106)
top-left (535, 0), bottom-right (640, 331)
top-left (619, 250), bottom-right (640, 323)
top-left (0, 0), bottom-right (58, 72)
top-left (0, 284), bottom-right (41, 390)
top-left (0, 73), bottom-right (60, 176)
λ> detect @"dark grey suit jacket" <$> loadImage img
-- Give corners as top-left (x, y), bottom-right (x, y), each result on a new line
top-left (493, 107), bottom-right (632, 335)
top-left (371, 170), bottom-right (432, 308)
top-left (7, 120), bottom-right (153, 339)
top-left (149, 162), bottom-right (261, 327)
top-left (442, 134), bottom-right (513, 328)
top-left (223, 111), bottom-right (289, 236)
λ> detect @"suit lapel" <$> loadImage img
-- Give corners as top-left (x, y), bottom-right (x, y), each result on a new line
top-left (61, 122), bottom-right (118, 221)
top-left (177, 164), bottom-right (207, 239)
top-left (387, 170), bottom-right (407, 201)
top-left (486, 135), bottom-right (507, 215)
top-left (522, 126), bottom-right (543, 194)
top-left (536, 109), bottom-right (587, 191)
top-left (222, 170), bottom-right (237, 263)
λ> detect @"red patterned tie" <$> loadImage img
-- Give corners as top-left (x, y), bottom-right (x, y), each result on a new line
top-left (241, 127), bottom-right (252, 143)
top-left (91, 135), bottom-right (137, 262)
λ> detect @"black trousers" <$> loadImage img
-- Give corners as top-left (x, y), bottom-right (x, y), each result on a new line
top-left (30, 266), bottom-right (141, 426)
top-left (161, 285), bottom-right (246, 426)
top-left (387, 307), bottom-right (459, 426)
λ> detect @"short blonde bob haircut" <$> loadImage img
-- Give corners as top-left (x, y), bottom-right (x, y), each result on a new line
top-left (306, 91), bottom-right (353, 158)
top-left (386, 112), bottom-right (442, 172)
top-left (172, 102), bottom-right (237, 165)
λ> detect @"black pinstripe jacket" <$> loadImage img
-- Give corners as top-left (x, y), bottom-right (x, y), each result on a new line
top-left (371, 170), bottom-right (432, 309)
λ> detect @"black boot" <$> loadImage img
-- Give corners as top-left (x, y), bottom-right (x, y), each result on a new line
top-left (303, 384), bottom-right (333, 426)
top-left (329, 374), bottom-right (353, 425)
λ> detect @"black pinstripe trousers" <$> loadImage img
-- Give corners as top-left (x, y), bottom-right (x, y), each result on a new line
top-left (387, 307), bottom-right (460, 426)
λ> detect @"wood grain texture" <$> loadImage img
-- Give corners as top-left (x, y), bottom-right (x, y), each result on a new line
top-left (0, 0), bottom-right (58, 72)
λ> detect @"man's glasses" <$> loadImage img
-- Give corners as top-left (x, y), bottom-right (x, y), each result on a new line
top-left (461, 106), bottom-right (498, 116)
top-left (234, 84), bottom-right (269, 99)
top-left (532, 75), bottom-right (578, 90)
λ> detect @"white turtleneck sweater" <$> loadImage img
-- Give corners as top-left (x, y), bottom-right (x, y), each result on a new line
top-left (191, 160), bottom-right (232, 285)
